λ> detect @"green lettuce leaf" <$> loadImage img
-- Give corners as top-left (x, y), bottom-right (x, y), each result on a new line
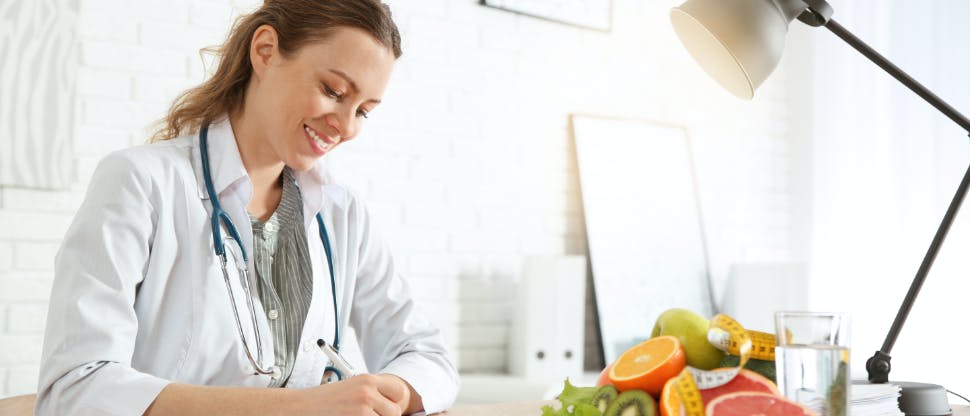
top-left (558, 378), bottom-right (600, 409)
top-left (541, 378), bottom-right (603, 416)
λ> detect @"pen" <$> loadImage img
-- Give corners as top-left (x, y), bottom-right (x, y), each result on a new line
top-left (317, 339), bottom-right (357, 380)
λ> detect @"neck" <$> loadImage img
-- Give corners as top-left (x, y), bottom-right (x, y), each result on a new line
top-left (229, 107), bottom-right (285, 196)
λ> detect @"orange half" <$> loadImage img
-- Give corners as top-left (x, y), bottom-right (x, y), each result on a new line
top-left (608, 335), bottom-right (687, 396)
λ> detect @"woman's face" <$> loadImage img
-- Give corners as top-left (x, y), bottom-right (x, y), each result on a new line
top-left (249, 26), bottom-right (395, 170)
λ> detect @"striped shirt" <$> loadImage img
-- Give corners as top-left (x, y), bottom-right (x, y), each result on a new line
top-left (250, 168), bottom-right (314, 387)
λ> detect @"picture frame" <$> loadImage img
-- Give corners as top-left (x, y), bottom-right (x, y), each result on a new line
top-left (1, 0), bottom-right (78, 189)
top-left (571, 115), bottom-right (715, 363)
top-left (480, 0), bottom-right (612, 32)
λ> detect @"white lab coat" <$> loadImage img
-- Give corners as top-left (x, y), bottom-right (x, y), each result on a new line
top-left (35, 118), bottom-right (459, 415)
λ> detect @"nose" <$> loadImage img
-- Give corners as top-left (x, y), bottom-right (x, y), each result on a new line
top-left (324, 107), bottom-right (359, 142)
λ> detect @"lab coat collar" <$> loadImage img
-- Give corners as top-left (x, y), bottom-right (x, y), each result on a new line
top-left (189, 116), bottom-right (344, 224)
top-left (191, 117), bottom-right (250, 201)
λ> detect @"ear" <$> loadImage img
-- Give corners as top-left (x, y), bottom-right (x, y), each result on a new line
top-left (250, 24), bottom-right (279, 81)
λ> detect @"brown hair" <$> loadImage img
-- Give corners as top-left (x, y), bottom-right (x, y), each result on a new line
top-left (150, 0), bottom-right (401, 142)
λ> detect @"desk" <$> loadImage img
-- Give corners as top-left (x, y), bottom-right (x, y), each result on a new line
top-left (2, 394), bottom-right (966, 415)
top-left (435, 401), bottom-right (970, 416)
top-left (432, 401), bottom-right (555, 415)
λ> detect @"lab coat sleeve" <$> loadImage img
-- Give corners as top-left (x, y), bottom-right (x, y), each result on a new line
top-left (347, 198), bottom-right (460, 415)
top-left (35, 152), bottom-right (171, 416)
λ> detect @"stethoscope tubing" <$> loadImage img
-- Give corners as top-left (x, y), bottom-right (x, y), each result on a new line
top-left (199, 122), bottom-right (340, 379)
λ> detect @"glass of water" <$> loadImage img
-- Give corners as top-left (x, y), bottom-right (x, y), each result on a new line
top-left (775, 312), bottom-right (850, 416)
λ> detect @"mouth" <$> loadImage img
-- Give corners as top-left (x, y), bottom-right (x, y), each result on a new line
top-left (304, 124), bottom-right (338, 156)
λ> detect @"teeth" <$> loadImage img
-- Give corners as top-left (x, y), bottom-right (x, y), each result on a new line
top-left (305, 126), bottom-right (331, 150)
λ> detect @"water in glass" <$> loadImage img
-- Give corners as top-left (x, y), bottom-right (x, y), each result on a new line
top-left (776, 344), bottom-right (849, 416)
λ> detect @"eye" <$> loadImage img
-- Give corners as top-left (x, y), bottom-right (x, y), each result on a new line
top-left (356, 108), bottom-right (370, 119)
top-left (321, 83), bottom-right (343, 99)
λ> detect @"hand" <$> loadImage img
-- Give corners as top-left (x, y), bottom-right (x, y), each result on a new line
top-left (374, 374), bottom-right (412, 413)
top-left (298, 373), bottom-right (407, 416)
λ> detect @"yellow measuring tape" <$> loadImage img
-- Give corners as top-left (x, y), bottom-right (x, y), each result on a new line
top-left (708, 325), bottom-right (777, 361)
top-left (672, 314), bottom-right (778, 416)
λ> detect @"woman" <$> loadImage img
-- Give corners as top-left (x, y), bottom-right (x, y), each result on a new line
top-left (36, 1), bottom-right (459, 415)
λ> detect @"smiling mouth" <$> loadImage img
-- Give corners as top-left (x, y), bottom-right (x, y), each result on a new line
top-left (304, 124), bottom-right (338, 154)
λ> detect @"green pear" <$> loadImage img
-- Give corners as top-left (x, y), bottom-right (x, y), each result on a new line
top-left (650, 308), bottom-right (725, 370)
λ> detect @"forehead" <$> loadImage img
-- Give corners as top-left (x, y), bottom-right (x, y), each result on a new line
top-left (292, 27), bottom-right (395, 83)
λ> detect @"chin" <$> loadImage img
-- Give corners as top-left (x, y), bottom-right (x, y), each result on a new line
top-left (286, 156), bottom-right (319, 172)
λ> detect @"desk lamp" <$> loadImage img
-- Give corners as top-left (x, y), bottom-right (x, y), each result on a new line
top-left (669, 0), bottom-right (970, 415)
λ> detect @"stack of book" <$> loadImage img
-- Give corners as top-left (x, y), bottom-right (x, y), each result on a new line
top-left (798, 382), bottom-right (902, 416)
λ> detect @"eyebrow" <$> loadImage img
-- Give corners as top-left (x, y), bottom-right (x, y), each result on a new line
top-left (328, 69), bottom-right (382, 104)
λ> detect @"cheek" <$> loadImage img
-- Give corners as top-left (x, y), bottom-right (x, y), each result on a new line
top-left (305, 93), bottom-right (331, 115)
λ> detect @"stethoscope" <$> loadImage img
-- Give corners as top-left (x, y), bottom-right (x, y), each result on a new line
top-left (200, 122), bottom-right (349, 381)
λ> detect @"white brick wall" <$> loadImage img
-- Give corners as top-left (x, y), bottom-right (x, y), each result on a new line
top-left (0, 290), bottom-right (8, 395)
top-left (5, 365), bottom-right (41, 398)
top-left (0, 0), bottom-right (799, 397)
top-left (0, 243), bottom-right (12, 272)
top-left (7, 305), bottom-right (48, 334)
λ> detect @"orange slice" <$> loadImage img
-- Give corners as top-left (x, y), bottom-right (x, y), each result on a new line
top-left (660, 376), bottom-right (682, 416)
top-left (608, 335), bottom-right (686, 396)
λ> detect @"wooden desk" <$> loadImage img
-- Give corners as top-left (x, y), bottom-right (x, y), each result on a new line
top-left (433, 401), bottom-right (555, 415)
top-left (436, 401), bottom-right (970, 416)
top-left (0, 395), bottom-right (33, 416)
top-left (2, 394), bottom-right (966, 415)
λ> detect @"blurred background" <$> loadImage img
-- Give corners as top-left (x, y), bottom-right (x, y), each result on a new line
top-left (1, 0), bottom-right (969, 404)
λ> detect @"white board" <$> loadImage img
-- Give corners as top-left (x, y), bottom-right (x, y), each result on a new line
top-left (572, 115), bottom-right (715, 363)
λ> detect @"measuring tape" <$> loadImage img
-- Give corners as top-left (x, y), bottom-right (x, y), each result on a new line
top-left (707, 326), bottom-right (777, 361)
top-left (672, 314), bottom-right (777, 416)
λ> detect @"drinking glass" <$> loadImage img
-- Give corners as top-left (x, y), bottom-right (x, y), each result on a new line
top-left (775, 312), bottom-right (850, 416)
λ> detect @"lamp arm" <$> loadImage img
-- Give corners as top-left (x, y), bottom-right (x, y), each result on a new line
top-left (812, 16), bottom-right (970, 383)
top-left (822, 18), bottom-right (970, 132)
top-left (866, 160), bottom-right (970, 382)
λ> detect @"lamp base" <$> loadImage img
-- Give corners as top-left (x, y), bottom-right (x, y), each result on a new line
top-left (897, 381), bottom-right (952, 416)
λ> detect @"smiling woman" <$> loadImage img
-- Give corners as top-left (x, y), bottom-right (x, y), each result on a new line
top-left (35, 1), bottom-right (459, 416)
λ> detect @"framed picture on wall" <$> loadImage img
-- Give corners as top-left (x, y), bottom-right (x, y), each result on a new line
top-left (480, 0), bottom-right (612, 32)
top-left (1, 0), bottom-right (78, 189)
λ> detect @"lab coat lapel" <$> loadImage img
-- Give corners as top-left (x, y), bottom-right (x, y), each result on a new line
top-left (293, 162), bottom-right (330, 231)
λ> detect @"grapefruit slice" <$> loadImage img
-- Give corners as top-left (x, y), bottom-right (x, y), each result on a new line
top-left (660, 369), bottom-right (778, 416)
top-left (596, 362), bottom-right (614, 387)
top-left (608, 336), bottom-right (686, 396)
top-left (705, 392), bottom-right (817, 416)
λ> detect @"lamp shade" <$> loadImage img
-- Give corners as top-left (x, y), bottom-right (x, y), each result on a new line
top-left (670, 0), bottom-right (805, 99)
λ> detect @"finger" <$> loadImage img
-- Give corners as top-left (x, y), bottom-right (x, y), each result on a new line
top-left (372, 395), bottom-right (402, 416)
top-left (374, 375), bottom-right (407, 404)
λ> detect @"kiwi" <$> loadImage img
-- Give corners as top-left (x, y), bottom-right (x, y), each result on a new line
top-left (592, 385), bottom-right (619, 413)
top-left (603, 389), bottom-right (656, 416)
